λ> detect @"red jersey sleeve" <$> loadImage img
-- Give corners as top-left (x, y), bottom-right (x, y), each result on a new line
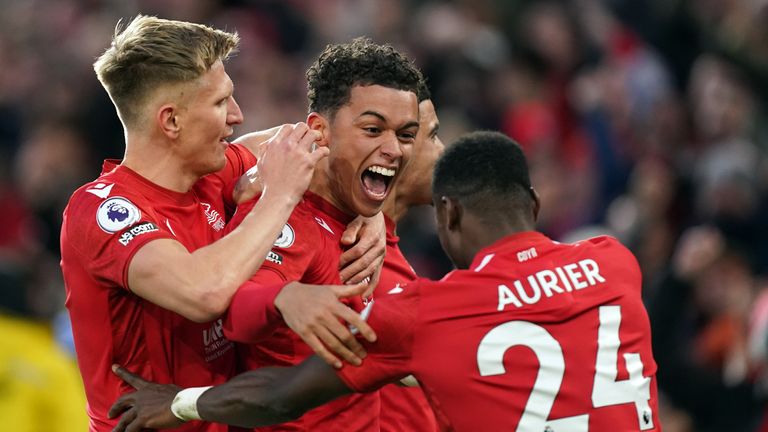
top-left (223, 198), bottom-right (320, 343)
top-left (62, 189), bottom-right (174, 290)
top-left (336, 280), bottom-right (421, 392)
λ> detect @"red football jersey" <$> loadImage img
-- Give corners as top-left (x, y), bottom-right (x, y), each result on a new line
top-left (376, 216), bottom-right (438, 432)
top-left (338, 231), bottom-right (660, 432)
top-left (224, 192), bottom-right (379, 432)
top-left (61, 144), bottom-right (255, 432)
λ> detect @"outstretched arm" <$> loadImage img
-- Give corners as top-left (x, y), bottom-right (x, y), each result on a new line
top-left (199, 356), bottom-right (351, 427)
top-left (109, 357), bottom-right (352, 431)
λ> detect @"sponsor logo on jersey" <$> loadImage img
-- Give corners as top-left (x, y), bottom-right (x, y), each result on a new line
top-left (265, 250), bottom-right (283, 265)
top-left (517, 247), bottom-right (538, 262)
top-left (86, 183), bottom-right (114, 199)
top-left (118, 222), bottom-right (159, 246)
top-left (203, 318), bottom-right (234, 362)
top-left (201, 202), bottom-right (225, 232)
top-left (273, 224), bottom-right (295, 248)
top-left (97, 197), bottom-right (141, 233)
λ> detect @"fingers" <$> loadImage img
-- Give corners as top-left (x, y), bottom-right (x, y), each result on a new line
top-left (312, 321), bottom-right (365, 367)
top-left (330, 282), bottom-right (367, 299)
top-left (362, 265), bottom-right (383, 298)
top-left (339, 250), bottom-right (380, 285)
top-left (270, 123), bottom-right (295, 145)
top-left (301, 332), bottom-right (343, 369)
top-left (339, 215), bottom-right (386, 282)
top-left (294, 123), bottom-right (321, 150)
top-left (108, 394), bottom-right (133, 419)
top-left (336, 302), bottom-right (377, 343)
top-left (126, 414), bottom-right (147, 432)
top-left (112, 365), bottom-right (147, 390)
top-left (308, 145), bottom-right (329, 164)
top-left (340, 218), bottom-right (364, 246)
top-left (112, 407), bottom-right (136, 432)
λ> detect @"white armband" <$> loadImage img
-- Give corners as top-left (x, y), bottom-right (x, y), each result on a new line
top-left (170, 386), bottom-right (212, 421)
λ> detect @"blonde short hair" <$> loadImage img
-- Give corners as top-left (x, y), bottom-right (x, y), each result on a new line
top-left (94, 15), bottom-right (239, 126)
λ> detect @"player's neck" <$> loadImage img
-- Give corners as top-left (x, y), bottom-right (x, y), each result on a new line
top-left (122, 135), bottom-right (198, 193)
top-left (382, 187), bottom-right (409, 226)
top-left (463, 216), bottom-right (536, 262)
top-left (308, 168), bottom-right (352, 217)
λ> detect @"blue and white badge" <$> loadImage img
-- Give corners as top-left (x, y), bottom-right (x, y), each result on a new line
top-left (97, 197), bottom-right (141, 233)
top-left (273, 223), bottom-right (295, 248)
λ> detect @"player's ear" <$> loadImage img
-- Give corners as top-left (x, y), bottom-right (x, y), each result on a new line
top-left (157, 103), bottom-right (181, 139)
top-left (307, 112), bottom-right (330, 148)
top-left (442, 196), bottom-right (463, 232)
top-left (530, 187), bottom-right (541, 222)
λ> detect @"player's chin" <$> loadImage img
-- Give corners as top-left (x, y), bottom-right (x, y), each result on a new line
top-left (352, 194), bottom-right (386, 218)
top-left (206, 153), bottom-right (228, 174)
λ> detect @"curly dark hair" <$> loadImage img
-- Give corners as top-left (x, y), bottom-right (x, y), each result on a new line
top-left (306, 37), bottom-right (424, 115)
top-left (433, 131), bottom-right (534, 222)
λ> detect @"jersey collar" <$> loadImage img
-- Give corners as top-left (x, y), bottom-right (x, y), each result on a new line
top-left (469, 231), bottom-right (551, 269)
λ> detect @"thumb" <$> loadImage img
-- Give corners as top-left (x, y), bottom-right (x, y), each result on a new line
top-left (330, 282), bottom-right (367, 299)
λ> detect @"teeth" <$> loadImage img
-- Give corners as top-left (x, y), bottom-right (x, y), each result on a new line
top-left (367, 165), bottom-right (395, 177)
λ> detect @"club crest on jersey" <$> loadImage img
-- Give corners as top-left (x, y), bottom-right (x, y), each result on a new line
top-left (273, 223), bottom-right (295, 248)
top-left (97, 197), bottom-right (141, 233)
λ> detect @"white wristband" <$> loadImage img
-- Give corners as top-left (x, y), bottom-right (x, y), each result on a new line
top-left (170, 386), bottom-right (212, 421)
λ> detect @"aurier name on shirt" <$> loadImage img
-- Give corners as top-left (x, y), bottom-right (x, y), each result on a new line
top-left (497, 257), bottom-right (606, 311)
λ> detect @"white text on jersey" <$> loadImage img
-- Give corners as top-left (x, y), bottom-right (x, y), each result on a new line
top-left (497, 258), bottom-right (606, 311)
top-left (517, 247), bottom-right (538, 262)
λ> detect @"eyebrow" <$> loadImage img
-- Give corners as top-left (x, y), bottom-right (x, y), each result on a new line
top-left (400, 120), bottom-right (420, 130)
top-left (358, 110), bottom-right (387, 122)
top-left (358, 111), bottom-right (419, 130)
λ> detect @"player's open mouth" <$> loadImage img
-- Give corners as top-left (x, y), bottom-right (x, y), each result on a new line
top-left (360, 165), bottom-right (396, 200)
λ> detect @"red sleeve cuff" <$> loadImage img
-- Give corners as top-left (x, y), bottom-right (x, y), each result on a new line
top-left (223, 281), bottom-right (286, 343)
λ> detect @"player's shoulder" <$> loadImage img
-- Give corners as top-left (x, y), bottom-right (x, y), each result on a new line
top-left (64, 172), bottom-right (152, 240)
top-left (67, 167), bottom-right (147, 209)
top-left (571, 234), bottom-right (641, 275)
top-left (68, 174), bottom-right (126, 212)
top-left (570, 234), bottom-right (631, 256)
top-left (386, 276), bottom-right (424, 294)
top-left (266, 198), bottom-right (322, 254)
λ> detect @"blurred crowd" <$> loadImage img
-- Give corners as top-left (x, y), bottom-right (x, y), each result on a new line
top-left (1, 0), bottom-right (768, 430)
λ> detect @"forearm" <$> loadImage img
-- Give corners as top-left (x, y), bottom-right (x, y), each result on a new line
top-left (190, 192), bottom-right (296, 296)
top-left (129, 191), bottom-right (297, 322)
top-left (223, 282), bottom-right (285, 343)
top-left (197, 368), bottom-right (306, 428)
top-left (197, 358), bottom-right (351, 428)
